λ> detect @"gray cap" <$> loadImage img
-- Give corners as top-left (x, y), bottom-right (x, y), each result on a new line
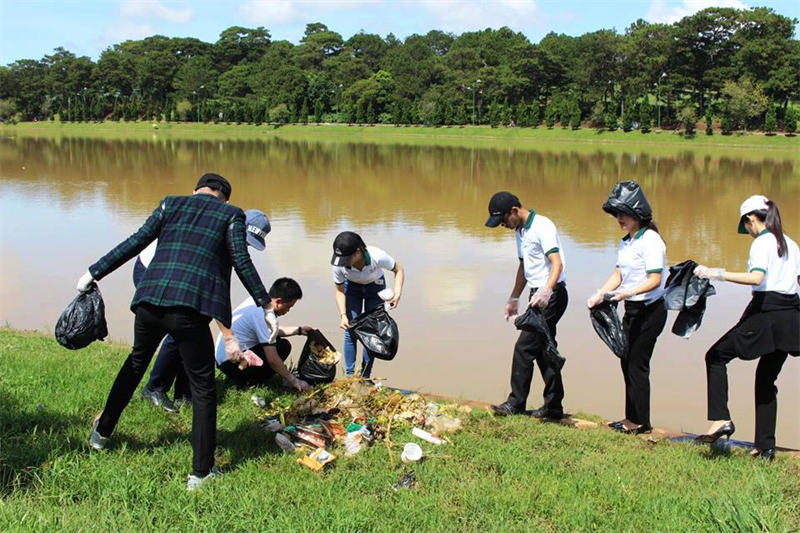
top-left (245, 209), bottom-right (271, 251)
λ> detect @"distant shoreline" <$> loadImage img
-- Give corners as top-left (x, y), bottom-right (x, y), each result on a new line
top-left (2, 121), bottom-right (799, 154)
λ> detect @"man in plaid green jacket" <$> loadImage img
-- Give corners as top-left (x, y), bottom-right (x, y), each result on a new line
top-left (78, 173), bottom-right (276, 490)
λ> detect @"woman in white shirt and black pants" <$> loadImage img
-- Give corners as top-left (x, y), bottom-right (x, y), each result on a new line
top-left (588, 181), bottom-right (668, 435)
top-left (694, 196), bottom-right (799, 459)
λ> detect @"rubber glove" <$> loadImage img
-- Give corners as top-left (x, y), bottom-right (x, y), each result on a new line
top-left (587, 290), bottom-right (604, 308)
top-left (529, 286), bottom-right (553, 309)
top-left (238, 349), bottom-right (264, 370)
top-left (224, 336), bottom-right (244, 362)
top-left (264, 307), bottom-right (279, 343)
top-left (289, 375), bottom-right (311, 392)
top-left (694, 265), bottom-right (726, 281)
top-left (609, 290), bottom-right (634, 302)
top-left (504, 298), bottom-right (520, 321)
top-left (77, 270), bottom-right (95, 292)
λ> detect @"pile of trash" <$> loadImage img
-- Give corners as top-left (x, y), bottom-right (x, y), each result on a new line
top-left (257, 378), bottom-right (470, 471)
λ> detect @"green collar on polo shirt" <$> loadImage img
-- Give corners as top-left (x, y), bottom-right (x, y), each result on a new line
top-left (757, 229), bottom-right (771, 237)
top-left (363, 248), bottom-right (372, 266)
top-left (622, 227), bottom-right (648, 242)
top-left (523, 209), bottom-right (536, 230)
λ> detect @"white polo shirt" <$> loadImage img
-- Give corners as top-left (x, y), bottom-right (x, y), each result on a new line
top-left (616, 228), bottom-right (667, 304)
top-left (333, 246), bottom-right (395, 285)
top-left (748, 230), bottom-right (800, 295)
top-left (515, 211), bottom-right (566, 288)
top-left (213, 297), bottom-right (273, 365)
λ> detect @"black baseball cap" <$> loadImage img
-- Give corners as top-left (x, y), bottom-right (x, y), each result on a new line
top-left (331, 231), bottom-right (365, 267)
top-left (485, 191), bottom-right (521, 227)
top-left (195, 173), bottom-right (232, 200)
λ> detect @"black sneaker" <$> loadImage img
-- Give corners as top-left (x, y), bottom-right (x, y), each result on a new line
top-left (141, 386), bottom-right (178, 413)
top-left (490, 402), bottom-right (522, 416)
top-left (527, 407), bottom-right (565, 421)
top-left (173, 397), bottom-right (192, 410)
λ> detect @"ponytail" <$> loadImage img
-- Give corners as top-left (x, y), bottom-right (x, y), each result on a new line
top-left (751, 201), bottom-right (787, 258)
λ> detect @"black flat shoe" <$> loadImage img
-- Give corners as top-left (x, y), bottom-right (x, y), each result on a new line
top-left (491, 402), bottom-right (522, 416)
top-left (527, 407), bottom-right (565, 421)
top-left (694, 421), bottom-right (736, 444)
top-left (607, 420), bottom-right (625, 429)
top-left (613, 424), bottom-right (653, 435)
top-left (751, 448), bottom-right (776, 462)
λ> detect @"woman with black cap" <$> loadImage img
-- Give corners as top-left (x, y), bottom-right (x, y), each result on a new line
top-left (587, 181), bottom-right (667, 435)
top-left (331, 231), bottom-right (405, 378)
top-left (693, 195), bottom-right (799, 459)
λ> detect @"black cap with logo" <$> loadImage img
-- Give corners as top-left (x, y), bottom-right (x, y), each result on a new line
top-left (195, 173), bottom-right (232, 200)
top-left (331, 231), bottom-right (366, 267)
top-left (485, 191), bottom-right (522, 227)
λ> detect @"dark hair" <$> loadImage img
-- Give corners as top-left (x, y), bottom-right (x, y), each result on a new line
top-left (269, 277), bottom-right (303, 301)
top-left (749, 200), bottom-right (787, 258)
top-left (641, 218), bottom-right (660, 234)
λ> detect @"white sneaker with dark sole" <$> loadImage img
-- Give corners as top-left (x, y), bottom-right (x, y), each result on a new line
top-left (187, 466), bottom-right (220, 491)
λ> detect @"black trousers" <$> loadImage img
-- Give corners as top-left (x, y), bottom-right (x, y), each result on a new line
top-left (218, 338), bottom-right (292, 386)
top-left (706, 333), bottom-right (789, 450)
top-left (620, 298), bottom-right (667, 427)
top-left (145, 335), bottom-right (192, 400)
top-left (507, 283), bottom-right (568, 412)
top-left (96, 303), bottom-right (216, 474)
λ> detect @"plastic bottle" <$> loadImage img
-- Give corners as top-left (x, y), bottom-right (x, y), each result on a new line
top-left (412, 427), bottom-right (445, 445)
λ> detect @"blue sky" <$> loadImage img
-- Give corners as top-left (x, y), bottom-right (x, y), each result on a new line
top-left (1, 0), bottom-right (798, 65)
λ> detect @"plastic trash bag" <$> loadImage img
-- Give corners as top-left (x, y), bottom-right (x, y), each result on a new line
top-left (589, 298), bottom-right (628, 359)
top-left (296, 329), bottom-right (338, 384)
top-left (350, 305), bottom-right (399, 361)
top-left (55, 285), bottom-right (108, 350)
top-left (514, 307), bottom-right (566, 370)
top-left (663, 259), bottom-right (717, 339)
top-left (602, 181), bottom-right (653, 221)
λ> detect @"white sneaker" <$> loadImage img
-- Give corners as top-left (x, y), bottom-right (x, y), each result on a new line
top-left (186, 466), bottom-right (220, 491)
top-left (88, 420), bottom-right (109, 451)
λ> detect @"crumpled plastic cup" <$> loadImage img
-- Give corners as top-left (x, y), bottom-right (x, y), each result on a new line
top-left (401, 442), bottom-right (423, 463)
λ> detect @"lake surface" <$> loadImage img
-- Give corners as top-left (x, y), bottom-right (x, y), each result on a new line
top-left (1, 133), bottom-right (798, 448)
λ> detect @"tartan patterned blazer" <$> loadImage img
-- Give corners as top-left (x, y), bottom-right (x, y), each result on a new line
top-left (89, 193), bottom-right (270, 327)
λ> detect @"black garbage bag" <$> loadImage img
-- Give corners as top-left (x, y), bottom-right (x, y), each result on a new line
top-left (296, 329), bottom-right (338, 384)
top-left (589, 298), bottom-right (628, 359)
top-left (602, 181), bottom-right (653, 221)
top-left (55, 285), bottom-right (108, 350)
top-left (663, 259), bottom-right (717, 339)
top-left (350, 304), bottom-right (399, 361)
top-left (514, 307), bottom-right (566, 370)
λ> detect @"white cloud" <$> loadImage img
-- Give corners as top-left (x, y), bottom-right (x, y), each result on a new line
top-left (120, 0), bottom-right (194, 23)
top-left (238, 0), bottom-right (380, 25)
top-left (414, 0), bottom-right (545, 33)
top-left (646, 0), bottom-right (750, 24)
top-left (95, 22), bottom-right (157, 49)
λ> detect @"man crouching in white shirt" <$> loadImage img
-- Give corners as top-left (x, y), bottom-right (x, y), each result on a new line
top-left (215, 278), bottom-right (312, 392)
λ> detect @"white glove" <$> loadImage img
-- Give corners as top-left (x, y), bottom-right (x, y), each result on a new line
top-left (529, 286), bottom-right (553, 309)
top-left (504, 298), bottom-right (520, 321)
top-left (224, 336), bottom-right (243, 362)
top-left (264, 307), bottom-right (279, 343)
top-left (77, 270), bottom-right (95, 292)
top-left (238, 349), bottom-right (264, 370)
top-left (694, 265), bottom-right (726, 281)
top-left (587, 290), bottom-right (604, 309)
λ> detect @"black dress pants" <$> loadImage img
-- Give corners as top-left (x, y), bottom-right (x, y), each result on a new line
top-left (507, 283), bottom-right (568, 412)
top-left (96, 303), bottom-right (216, 474)
top-left (706, 333), bottom-right (789, 450)
top-left (620, 298), bottom-right (667, 427)
top-left (218, 338), bottom-right (292, 386)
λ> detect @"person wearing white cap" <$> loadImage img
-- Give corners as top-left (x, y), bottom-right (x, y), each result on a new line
top-left (693, 195), bottom-right (799, 460)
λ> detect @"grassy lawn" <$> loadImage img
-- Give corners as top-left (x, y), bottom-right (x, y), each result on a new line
top-left (2, 121), bottom-right (799, 154)
top-left (1, 328), bottom-right (799, 532)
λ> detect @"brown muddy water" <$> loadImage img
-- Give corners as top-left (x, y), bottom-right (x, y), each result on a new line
top-left (1, 134), bottom-right (798, 448)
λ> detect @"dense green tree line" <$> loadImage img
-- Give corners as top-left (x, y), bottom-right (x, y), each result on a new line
top-left (1, 7), bottom-right (798, 133)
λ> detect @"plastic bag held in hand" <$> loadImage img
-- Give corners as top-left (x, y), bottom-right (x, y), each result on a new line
top-left (264, 308), bottom-right (279, 343)
top-left (529, 286), bottom-right (552, 309)
top-left (694, 265), bottom-right (726, 281)
top-left (76, 270), bottom-right (95, 292)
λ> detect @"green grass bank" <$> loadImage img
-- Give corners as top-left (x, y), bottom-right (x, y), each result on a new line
top-left (2, 121), bottom-right (799, 154)
top-left (1, 328), bottom-right (799, 532)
